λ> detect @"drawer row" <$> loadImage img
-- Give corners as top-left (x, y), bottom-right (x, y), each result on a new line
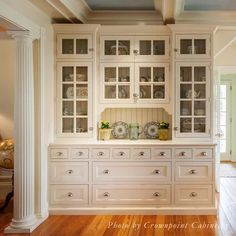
top-left (50, 147), bottom-right (214, 161)
top-left (50, 184), bottom-right (213, 206)
top-left (50, 161), bottom-right (213, 184)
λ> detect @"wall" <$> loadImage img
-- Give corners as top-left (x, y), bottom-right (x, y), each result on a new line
top-left (0, 39), bottom-right (16, 139)
top-left (215, 44), bottom-right (236, 66)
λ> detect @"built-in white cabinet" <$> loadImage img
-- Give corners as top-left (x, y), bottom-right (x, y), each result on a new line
top-left (175, 62), bottom-right (211, 137)
top-left (57, 62), bottom-right (93, 137)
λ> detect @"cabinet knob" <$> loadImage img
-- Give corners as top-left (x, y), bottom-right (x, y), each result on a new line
top-left (133, 49), bottom-right (139, 55)
top-left (103, 169), bottom-right (110, 174)
top-left (139, 151), bottom-right (145, 156)
top-left (103, 192), bottom-right (110, 197)
top-left (154, 169), bottom-right (160, 174)
top-left (201, 152), bottom-right (207, 156)
top-left (190, 169), bottom-right (197, 174)
top-left (98, 152), bottom-right (104, 156)
top-left (67, 192), bottom-right (73, 197)
top-left (153, 192), bottom-right (161, 197)
top-left (88, 48), bottom-right (94, 52)
top-left (133, 93), bottom-right (139, 98)
top-left (119, 151), bottom-right (125, 156)
top-left (56, 152), bottom-right (63, 156)
top-left (77, 151), bottom-right (83, 156)
top-left (160, 152), bottom-right (166, 156)
top-left (174, 127), bottom-right (178, 131)
top-left (190, 192), bottom-right (197, 197)
top-left (180, 152), bottom-right (186, 156)
top-left (174, 48), bottom-right (178, 52)
top-left (67, 169), bottom-right (73, 174)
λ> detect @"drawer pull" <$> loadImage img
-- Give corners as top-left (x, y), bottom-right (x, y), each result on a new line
top-left (119, 151), bottom-right (125, 156)
top-left (67, 192), bottom-right (73, 197)
top-left (98, 152), bottom-right (104, 156)
top-left (103, 192), bottom-right (110, 197)
top-left (180, 152), bottom-right (186, 156)
top-left (153, 192), bottom-right (161, 197)
top-left (67, 169), bottom-right (73, 174)
top-left (139, 151), bottom-right (145, 156)
top-left (103, 169), bottom-right (110, 174)
top-left (190, 192), bottom-right (198, 197)
top-left (56, 152), bottom-right (63, 156)
top-left (190, 169), bottom-right (197, 174)
top-left (201, 152), bottom-right (207, 156)
top-left (154, 169), bottom-right (160, 174)
top-left (160, 152), bottom-right (166, 156)
top-left (77, 151), bottom-right (83, 156)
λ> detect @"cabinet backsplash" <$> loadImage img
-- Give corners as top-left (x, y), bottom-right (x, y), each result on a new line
top-left (100, 108), bottom-right (172, 139)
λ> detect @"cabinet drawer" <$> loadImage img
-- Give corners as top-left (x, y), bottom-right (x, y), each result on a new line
top-left (152, 148), bottom-right (171, 160)
top-left (92, 185), bottom-right (171, 205)
top-left (132, 148), bottom-right (151, 160)
top-left (71, 148), bottom-right (89, 159)
top-left (93, 162), bottom-right (171, 182)
top-left (92, 148), bottom-right (110, 159)
top-left (50, 148), bottom-right (68, 159)
top-left (50, 162), bottom-right (89, 183)
top-left (112, 148), bottom-right (130, 160)
top-left (50, 185), bottom-right (88, 205)
top-left (175, 162), bottom-right (212, 182)
top-left (174, 148), bottom-right (192, 159)
top-left (194, 148), bottom-right (213, 160)
top-left (175, 185), bottom-right (213, 205)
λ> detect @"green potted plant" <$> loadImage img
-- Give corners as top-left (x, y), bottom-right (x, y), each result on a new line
top-left (99, 121), bottom-right (112, 140)
top-left (158, 121), bottom-right (169, 140)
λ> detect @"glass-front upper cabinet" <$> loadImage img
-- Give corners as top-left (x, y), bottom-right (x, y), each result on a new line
top-left (100, 63), bottom-right (134, 103)
top-left (57, 62), bottom-right (93, 137)
top-left (175, 35), bottom-right (211, 59)
top-left (57, 34), bottom-right (93, 59)
top-left (175, 62), bottom-right (211, 137)
top-left (135, 63), bottom-right (169, 103)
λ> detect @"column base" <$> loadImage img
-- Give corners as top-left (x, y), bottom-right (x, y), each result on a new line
top-left (4, 215), bottom-right (48, 234)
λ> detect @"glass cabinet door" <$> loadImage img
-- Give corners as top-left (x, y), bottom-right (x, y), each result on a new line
top-left (57, 34), bottom-right (93, 59)
top-left (101, 63), bottom-right (134, 103)
top-left (58, 62), bottom-right (92, 137)
top-left (176, 62), bottom-right (210, 137)
top-left (175, 35), bottom-right (210, 59)
top-left (135, 63), bottom-right (169, 103)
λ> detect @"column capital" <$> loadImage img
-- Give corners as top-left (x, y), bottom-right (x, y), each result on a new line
top-left (7, 30), bottom-right (36, 42)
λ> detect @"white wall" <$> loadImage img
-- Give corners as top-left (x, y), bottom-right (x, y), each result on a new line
top-left (215, 44), bottom-right (236, 66)
top-left (0, 39), bottom-right (15, 139)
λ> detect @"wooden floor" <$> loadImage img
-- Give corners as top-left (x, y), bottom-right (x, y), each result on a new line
top-left (1, 164), bottom-right (236, 236)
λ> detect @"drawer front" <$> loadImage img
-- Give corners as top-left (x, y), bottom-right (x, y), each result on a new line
top-left (152, 148), bottom-right (171, 160)
top-left (50, 148), bottom-right (68, 159)
top-left (175, 185), bottom-right (213, 205)
top-left (92, 148), bottom-right (110, 159)
top-left (174, 148), bottom-right (192, 159)
top-left (93, 162), bottom-right (171, 182)
top-left (50, 162), bottom-right (89, 183)
top-left (112, 148), bottom-right (130, 160)
top-left (132, 148), bottom-right (151, 160)
top-left (71, 148), bottom-right (89, 159)
top-left (175, 162), bottom-right (212, 182)
top-left (93, 185), bottom-right (171, 205)
top-left (194, 148), bottom-right (213, 160)
top-left (50, 185), bottom-right (88, 205)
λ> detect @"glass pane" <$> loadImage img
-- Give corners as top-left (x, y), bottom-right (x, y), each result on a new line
top-left (76, 84), bottom-right (88, 99)
top-left (76, 67), bottom-right (87, 82)
top-left (140, 40), bottom-right (151, 55)
top-left (118, 85), bottom-right (130, 99)
top-left (153, 40), bottom-right (165, 55)
top-left (180, 67), bottom-right (192, 82)
top-left (180, 118), bottom-right (192, 133)
top-left (220, 126), bottom-right (226, 139)
top-left (105, 67), bottom-right (116, 82)
top-left (62, 39), bottom-right (74, 54)
top-left (194, 101), bottom-right (206, 116)
top-left (180, 84), bottom-right (192, 99)
top-left (140, 85), bottom-right (151, 99)
top-left (63, 84), bottom-right (74, 99)
top-left (180, 101), bottom-right (192, 116)
top-left (220, 99), bottom-right (226, 112)
top-left (153, 85), bottom-right (165, 99)
top-left (62, 101), bottom-right (74, 116)
top-left (194, 118), bottom-right (206, 133)
top-left (153, 67), bottom-right (165, 82)
top-left (118, 67), bottom-right (130, 82)
top-left (76, 101), bottom-right (88, 116)
top-left (105, 85), bottom-right (116, 99)
top-left (76, 118), bottom-right (87, 133)
top-left (105, 40), bottom-right (116, 55)
top-left (62, 66), bottom-right (74, 82)
top-left (194, 39), bottom-right (206, 54)
top-left (62, 118), bottom-right (74, 133)
top-left (180, 39), bottom-right (192, 54)
top-left (76, 39), bottom-right (88, 54)
top-left (220, 112), bottom-right (226, 126)
top-left (140, 67), bottom-right (151, 82)
top-left (194, 67), bottom-right (206, 82)
top-left (220, 140), bottom-right (226, 153)
top-left (194, 84), bottom-right (206, 99)
top-left (220, 85), bottom-right (226, 98)
top-left (118, 40), bottom-right (130, 55)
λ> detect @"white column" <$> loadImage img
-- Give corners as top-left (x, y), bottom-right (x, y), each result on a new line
top-left (5, 32), bottom-right (38, 233)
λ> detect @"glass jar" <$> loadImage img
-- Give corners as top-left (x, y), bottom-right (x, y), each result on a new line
top-left (129, 123), bottom-right (142, 140)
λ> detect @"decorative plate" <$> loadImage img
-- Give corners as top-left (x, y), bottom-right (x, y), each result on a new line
top-left (76, 87), bottom-right (88, 98)
top-left (111, 121), bottom-right (129, 139)
top-left (144, 121), bottom-right (159, 139)
top-left (66, 86), bottom-right (74, 98)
